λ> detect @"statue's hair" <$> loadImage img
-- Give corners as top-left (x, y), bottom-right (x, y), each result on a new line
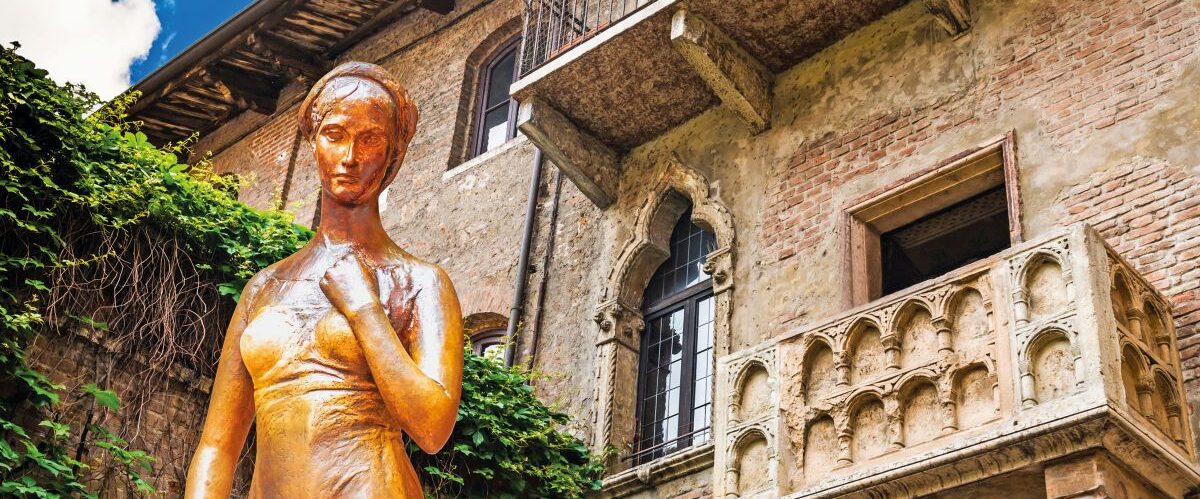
top-left (298, 61), bottom-right (418, 178)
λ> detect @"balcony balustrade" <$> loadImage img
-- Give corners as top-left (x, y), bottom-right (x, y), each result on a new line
top-left (711, 223), bottom-right (1199, 498)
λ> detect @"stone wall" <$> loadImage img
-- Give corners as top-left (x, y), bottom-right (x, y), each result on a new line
top-left (45, 0), bottom-right (1200, 496)
top-left (611, 0), bottom-right (1200, 468)
top-left (191, 0), bottom-right (607, 440)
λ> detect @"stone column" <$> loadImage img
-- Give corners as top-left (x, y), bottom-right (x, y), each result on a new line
top-left (882, 335), bottom-right (901, 372)
top-left (592, 298), bottom-right (645, 471)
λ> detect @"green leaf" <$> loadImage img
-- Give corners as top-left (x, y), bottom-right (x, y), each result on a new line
top-left (83, 383), bottom-right (120, 410)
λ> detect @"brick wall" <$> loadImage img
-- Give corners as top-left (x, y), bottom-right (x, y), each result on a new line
top-left (1057, 157), bottom-right (1200, 404)
top-left (26, 332), bottom-right (214, 497)
top-left (763, 0), bottom-right (1198, 263)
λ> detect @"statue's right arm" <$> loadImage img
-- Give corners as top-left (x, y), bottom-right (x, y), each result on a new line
top-left (183, 274), bottom-right (262, 499)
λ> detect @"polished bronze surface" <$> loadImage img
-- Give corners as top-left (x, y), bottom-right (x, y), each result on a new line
top-left (185, 62), bottom-right (464, 498)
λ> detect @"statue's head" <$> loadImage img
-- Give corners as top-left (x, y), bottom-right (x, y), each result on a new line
top-left (299, 62), bottom-right (418, 206)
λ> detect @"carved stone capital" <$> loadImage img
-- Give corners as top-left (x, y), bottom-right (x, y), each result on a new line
top-left (594, 298), bottom-right (644, 352)
top-left (704, 246), bottom-right (735, 294)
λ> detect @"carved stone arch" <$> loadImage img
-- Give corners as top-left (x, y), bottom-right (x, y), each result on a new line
top-left (732, 359), bottom-right (773, 423)
top-left (590, 155), bottom-right (735, 470)
top-left (462, 311), bottom-right (509, 337)
top-left (1016, 251), bottom-right (1072, 325)
top-left (1149, 367), bottom-right (1185, 444)
top-left (1141, 298), bottom-right (1174, 361)
top-left (893, 299), bottom-right (938, 369)
top-left (1017, 250), bottom-right (1068, 286)
top-left (722, 424), bottom-right (776, 497)
top-left (895, 373), bottom-right (943, 445)
top-left (1021, 328), bottom-right (1079, 407)
top-left (942, 285), bottom-right (993, 358)
top-left (720, 424), bottom-right (777, 494)
top-left (845, 390), bottom-right (888, 463)
top-left (842, 316), bottom-right (883, 354)
top-left (949, 362), bottom-right (998, 429)
top-left (890, 298), bottom-right (936, 331)
top-left (1119, 342), bottom-right (1151, 414)
top-left (944, 284), bottom-right (993, 322)
top-left (1110, 268), bottom-right (1138, 329)
top-left (844, 316), bottom-right (887, 383)
top-left (799, 412), bottom-right (839, 478)
top-left (447, 16), bottom-right (524, 167)
top-left (604, 154), bottom-right (735, 308)
top-left (800, 336), bottom-right (837, 404)
top-left (845, 388), bottom-right (884, 413)
top-left (895, 371), bottom-right (940, 397)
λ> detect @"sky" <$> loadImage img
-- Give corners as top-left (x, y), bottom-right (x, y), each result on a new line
top-left (0, 0), bottom-right (252, 100)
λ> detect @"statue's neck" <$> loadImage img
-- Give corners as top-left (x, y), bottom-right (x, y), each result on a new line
top-left (314, 195), bottom-right (389, 248)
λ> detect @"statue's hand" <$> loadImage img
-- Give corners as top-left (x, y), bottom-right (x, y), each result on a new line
top-left (320, 252), bottom-right (381, 315)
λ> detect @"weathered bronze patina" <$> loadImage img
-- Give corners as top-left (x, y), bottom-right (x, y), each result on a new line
top-left (185, 62), bottom-right (464, 498)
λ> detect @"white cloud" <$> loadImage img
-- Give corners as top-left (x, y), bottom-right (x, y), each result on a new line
top-left (0, 0), bottom-right (160, 99)
top-left (157, 31), bottom-right (177, 65)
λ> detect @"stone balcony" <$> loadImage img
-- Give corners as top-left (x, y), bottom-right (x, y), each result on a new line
top-left (711, 223), bottom-right (1200, 498)
top-left (511, 0), bottom-right (940, 208)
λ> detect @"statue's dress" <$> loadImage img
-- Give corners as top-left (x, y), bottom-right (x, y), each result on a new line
top-left (239, 268), bottom-right (423, 498)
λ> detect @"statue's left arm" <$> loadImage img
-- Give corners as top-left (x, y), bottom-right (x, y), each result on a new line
top-left (321, 254), bottom-right (464, 453)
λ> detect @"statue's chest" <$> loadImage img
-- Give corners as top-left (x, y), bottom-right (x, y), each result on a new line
top-left (239, 281), bottom-right (365, 383)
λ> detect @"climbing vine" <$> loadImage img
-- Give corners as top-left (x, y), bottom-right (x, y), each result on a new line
top-left (0, 44), bottom-right (602, 497)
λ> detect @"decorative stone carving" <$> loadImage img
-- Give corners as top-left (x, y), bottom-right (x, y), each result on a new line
top-left (738, 224), bottom-right (1198, 497)
top-left (593, 153), bottom-right (736, 472)
top-left (593, 298), bottom-right (644, 351)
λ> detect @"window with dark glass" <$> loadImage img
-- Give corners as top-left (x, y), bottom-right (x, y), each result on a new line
top-left (471, 329), bottom-right (508, 363)
top-left (632, 207), bottom-right (717, 465)
top-left (472, 38), bottom-right (520, 157)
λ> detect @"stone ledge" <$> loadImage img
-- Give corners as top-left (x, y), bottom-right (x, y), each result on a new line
top-left (442, 134), bottom-right (530, 181)
top-left (601, 444), bottom-right (715, 498)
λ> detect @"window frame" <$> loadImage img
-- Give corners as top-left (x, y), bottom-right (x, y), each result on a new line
top-left (843, 132), bottom-right (1021, 307)
top-left (629, 212), bottom-right (717, 466)
top-left (631, 281), bottom-right (714, 465)
top-left (471, 37), bottom-right (521, 158)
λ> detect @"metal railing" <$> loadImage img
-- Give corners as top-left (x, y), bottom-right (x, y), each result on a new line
top-left (518, 0), bottom-right (646, 77)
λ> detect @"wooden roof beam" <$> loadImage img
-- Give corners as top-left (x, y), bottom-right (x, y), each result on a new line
top-left (204, 65), bottom-right (280, 115)
top-left (248, 31), bottom-right (333, 81)
top-left (326, 1), bottom-right (420, 56)
top-left (420, 0), bottom-right (455, 15)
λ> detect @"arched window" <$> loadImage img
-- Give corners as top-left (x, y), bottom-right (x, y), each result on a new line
top-left (633, 206), bottom-right (717, 465)
top-left (471, 329), bottom-right (508, 363)
top-left (472, 38), bottom-right (520, 157)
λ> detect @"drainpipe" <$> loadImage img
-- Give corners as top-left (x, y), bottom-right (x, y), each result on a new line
top-left (526, 168), bottom-right (563, 369)
top-left (504, 147), bottom-right (544, 366)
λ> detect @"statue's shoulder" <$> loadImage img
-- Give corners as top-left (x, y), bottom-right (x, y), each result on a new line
top-left (239, 259), bottom-right (288, 303)
top-left (380, 252), bottom-right (454, 295)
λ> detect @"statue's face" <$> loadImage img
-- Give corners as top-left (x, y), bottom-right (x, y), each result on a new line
top-left (314, 78), bottom-right (398, 205)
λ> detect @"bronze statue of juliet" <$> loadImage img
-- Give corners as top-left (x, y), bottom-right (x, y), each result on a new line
top-left (185, 62), bottom-right (464, 498)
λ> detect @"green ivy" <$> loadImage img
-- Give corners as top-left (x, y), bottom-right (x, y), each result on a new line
top-left (412, 352), bottom-right (606, 498)
top-left (0, 44), bottom-right (602, 497)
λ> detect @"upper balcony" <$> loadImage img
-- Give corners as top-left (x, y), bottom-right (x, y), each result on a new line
top-left (708, 223), bottom-right (1200, 498)
top-left (511, 0), bottom-right (967, 208)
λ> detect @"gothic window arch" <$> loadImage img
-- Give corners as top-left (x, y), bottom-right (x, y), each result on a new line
top-left (632, 206), bottom-right (717, 465)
